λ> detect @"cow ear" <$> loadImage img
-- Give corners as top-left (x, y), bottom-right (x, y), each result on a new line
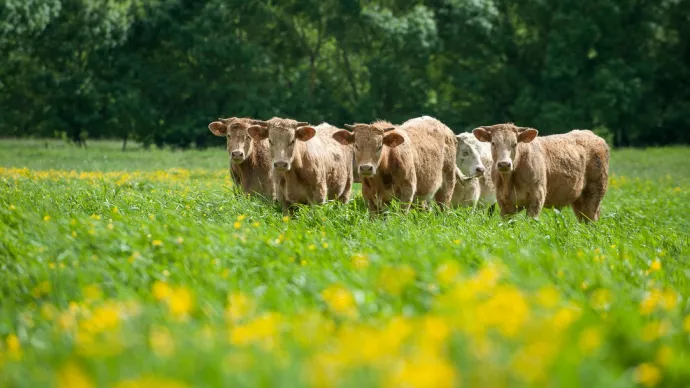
top-left (208, 121), bottom-right (227, 137)
top-left (383, 132), bottom-right (404, 148)
top-left (472, 128), bottom-right (491, 142)
top-left (296, 126), bottom-right (316, 141)
top-left (517, 128), bottom-right (538, 143)
top-left (332, 130), bottom-right (354, 145)
top-left (247, 125), bottom-right (269, 141)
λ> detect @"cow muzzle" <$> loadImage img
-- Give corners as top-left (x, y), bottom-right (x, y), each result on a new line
top-left (358, 164), bottom-right (375, 177)
top-left (496, 160), bottom-right (513, 173)
top-left (273, 160), bottom-right (290, 172)
top-left (231, 150), bottom-right (244, 163)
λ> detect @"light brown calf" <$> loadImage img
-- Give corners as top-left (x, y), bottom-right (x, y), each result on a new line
top-left (473, 123), bottom-right (609, 221)
top-left (247, 118), bottom-right (353, 213)
top-left (333, 116), bottom-right (456, 214)
top-left (208, 117), bottom-right (274, 200)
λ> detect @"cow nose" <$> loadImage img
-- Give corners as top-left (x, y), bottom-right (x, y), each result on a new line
top-left (359, 164), bottom-right (374, 175)
top-left (497, 161), bottom-right (512, 170)
top-left (273, 161), bottom-right (288, 170)
top-left (231, 150), bottom-right (244, 159)
top-left (475, 166), bottom-right (485, 174)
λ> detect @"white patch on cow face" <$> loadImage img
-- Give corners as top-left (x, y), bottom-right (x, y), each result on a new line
top-left (456, 140), bottom-right (484, 178)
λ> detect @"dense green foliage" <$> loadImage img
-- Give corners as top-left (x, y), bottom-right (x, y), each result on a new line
top-left (1, 141), bottom-right (689, 386)
top-left (1, 0), bottom-right (689, 148)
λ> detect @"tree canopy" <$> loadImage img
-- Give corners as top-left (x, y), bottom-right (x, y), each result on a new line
top-left (1, 0), bottom-right (688, 148)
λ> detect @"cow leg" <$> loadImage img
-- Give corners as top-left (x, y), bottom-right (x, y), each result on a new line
top-left (338, 175), bottom-right (353, 204)
top-left (526, 189), bottom-right (545, 220)
top-left (398, 183), bottom-right (415, 212)
top-left (434, 164), bottom-right (456, 210)
top-left (573, 184), bottom-right (604, 223)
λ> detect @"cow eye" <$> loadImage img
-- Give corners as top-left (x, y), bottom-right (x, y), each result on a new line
top-left (462, 151), bottom-right (469, 157)
top-left (377, 145), bottom-right (383, 151)
top-left (512, 143), bottom-right (517, 148)
top-left (354, 144), bottom-right (359, 150)
top-left (289, 139), bottom-right (295, 145)
top-left (268, 140), bottom-right (273, 145)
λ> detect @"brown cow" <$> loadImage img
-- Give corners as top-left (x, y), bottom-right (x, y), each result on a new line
top-left (473, 123), bottom-right (609, 222)
top-left (332, 116), bottom-right (456, 214)
top-left (208, 117), bottom-right (274, 200)
top-left (247, 118), bottom-right (353, 214)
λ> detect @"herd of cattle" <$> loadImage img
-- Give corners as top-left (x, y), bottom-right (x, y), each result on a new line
top-left (208, 116), bottom-right (610, 222)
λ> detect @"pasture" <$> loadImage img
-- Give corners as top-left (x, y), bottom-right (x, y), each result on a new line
top-left (1, 139), bottom-right (689, 387)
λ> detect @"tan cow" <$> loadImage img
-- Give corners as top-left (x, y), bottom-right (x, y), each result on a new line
top-left (473, 123), bottom-right (609, 221)
top-left (247, 118), bottom-right (353, 214)
top-left (333, 116), bottom-right (456, 214)
top-left (208, 117), bottom-right (274, 200)
top-left (452, 132), bottom-right (496, 208)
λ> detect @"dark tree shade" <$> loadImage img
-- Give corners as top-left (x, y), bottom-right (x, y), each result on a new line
top-left (0, 0), bottom-right (687, 148)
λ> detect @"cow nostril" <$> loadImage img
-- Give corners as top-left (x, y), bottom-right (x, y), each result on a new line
top-left (476, 166), bottom-right (485, 173)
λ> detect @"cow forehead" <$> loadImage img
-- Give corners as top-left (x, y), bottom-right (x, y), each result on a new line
top-left (228, 126), bottom-right (248, 137)
top-left (353, 126), bottom-right (384, 142)
top-left (492, 130), bottom-right (518, 143)
top-left (269, 126), bottom-right (295, 140)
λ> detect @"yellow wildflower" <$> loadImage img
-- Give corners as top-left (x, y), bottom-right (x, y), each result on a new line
top-left (649, 259), bottom-right (661, 272)
top-left (168, 287), bottom-right (194, 319)
top-left (6, 334), bottom-right (21, 359)
top-left (282, 216), bottom-right (289, 222)
top-left (43, 215), bottom-right (51, 222)
top-left (233, 222), bottom-right (241, 229)
top-left (321, 284), bottom-right (357, 318)
top-left (116, 376), bottom-right (189, 388)
top-left (308, 244), bottom-right (316, 251)
top-left (436, 261), bottom-right (461, 286)
top-left (225, 292), bottom-right (255, 322)
top-left (237, 214), bottom-right (246, 221)
top-left (83, 284), bottom-right (103, 301)
top-left (149, 326), bottom-right (175, 358)
top-left (642, 321), bottom-right (670, 342)
top-left (385, 355), bottom-right (457, 388)
top-left (656, 345), bottom-right (672, 366)
top-left (57, 361), bottom-right (94, 388)
top-left (152, 239), bottom-right (163, 247)
top-left (230, 313), bottom-right (282, 350)
top-left (578, 327), bottom-right (602, 354)
top-left (634, 363), bottom-right (661, 387)
top-left (590, 288), bottom-right (612, 311)
top-left (683, 315), bottom-right (690, 332)
top-left (152, 281), bottom-right (172, 300)
top-left (536, 286), bottom-right (560, 308)
top-left (112, 206), bottom-right (119, 214)
top-left (378, 265), bottom-right (416, 296)
top-left (351, 253), bottom-right (370, 270)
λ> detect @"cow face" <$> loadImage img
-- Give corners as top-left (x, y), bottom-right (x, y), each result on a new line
top-left (333, 123), bottom-right (403, 177)
top-left (473, 124), bottom-right (538, 174)
top-left (247, 118), bottom-right (315, 172)
top-left (456, 133), bottom-right (485, 178)
top-left (209, 118), bottom-right (254, 164)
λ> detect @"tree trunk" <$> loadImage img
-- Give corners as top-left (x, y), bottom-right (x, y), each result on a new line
top-left (122, 134), bottom-right (128, 151)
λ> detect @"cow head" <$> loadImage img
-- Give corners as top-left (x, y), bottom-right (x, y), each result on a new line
top-left (247, 118), bottom-right (316, 172)
top-left (332, 121), bottom-right (403, 177)
top-left (473, 123), bottom-right (538, 174)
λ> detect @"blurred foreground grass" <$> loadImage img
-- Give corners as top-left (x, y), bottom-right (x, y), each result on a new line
top-left (0, 140), bottom-right (689, 387)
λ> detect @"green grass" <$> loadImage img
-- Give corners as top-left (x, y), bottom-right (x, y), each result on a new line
top-left (1, 140), bottom-right (689, 387)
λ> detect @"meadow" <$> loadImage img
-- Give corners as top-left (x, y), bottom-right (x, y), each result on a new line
top-left (1, 139), bottom-right (689, 388)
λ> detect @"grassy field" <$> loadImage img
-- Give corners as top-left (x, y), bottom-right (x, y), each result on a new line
top-left (1, 139), bottom-right (689, 387)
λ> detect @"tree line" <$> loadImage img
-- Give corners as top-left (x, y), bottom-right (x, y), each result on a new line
top-left (1, 0), bottom-right (688, 149)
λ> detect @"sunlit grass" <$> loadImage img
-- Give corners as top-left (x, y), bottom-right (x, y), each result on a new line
top-left (0, 141), bottom-right (689, 387)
